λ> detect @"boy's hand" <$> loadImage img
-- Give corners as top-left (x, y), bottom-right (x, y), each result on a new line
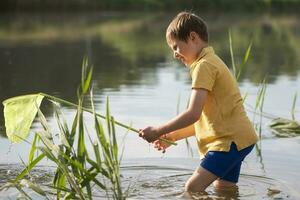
top-left (139, 126), bottom-right (161, 143)
top-left (154, 134), bottom-right (174, 153)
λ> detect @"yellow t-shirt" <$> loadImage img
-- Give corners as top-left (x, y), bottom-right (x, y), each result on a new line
top-left (189, 46), bottom-right (258, 158)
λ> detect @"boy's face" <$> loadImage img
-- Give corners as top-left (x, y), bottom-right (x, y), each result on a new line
top-left (167, 32), bottom-right (201, 67)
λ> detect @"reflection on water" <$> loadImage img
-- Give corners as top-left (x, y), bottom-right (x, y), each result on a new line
top-left (0, 12), bottom-right (300, 121)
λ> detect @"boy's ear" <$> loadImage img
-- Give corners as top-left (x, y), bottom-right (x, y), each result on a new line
top-left (189, 31), bottom-right (198, 41)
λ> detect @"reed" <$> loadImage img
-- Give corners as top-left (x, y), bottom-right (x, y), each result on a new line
top-left (254, 78), bottom-right (268, 139)
top-left (1, 58), bottom-right (122, 199)
top-left (176, 94), bottom-right (194, 157)
top-left (251, 78), bottom-right (267, 166)
top-left (228, 32), bottom-right (268, 165)
top-left (0, 57), bottom-right (176, 199)
top-left (269, 118), bottom-right (300, 137)
top-left (268, 91), bottom-right (300, 137)
top-left (229, 32), bottom-right (300, 138)
top-left (228, 29), bottom-right (253, 81)
top-left (291, 92), bottom-right (297, 121)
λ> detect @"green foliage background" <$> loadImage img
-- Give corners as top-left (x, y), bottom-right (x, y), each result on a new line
top-left (2, 0), bottom-right (300, 12)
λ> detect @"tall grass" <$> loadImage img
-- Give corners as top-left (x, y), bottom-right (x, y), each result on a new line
top-left (176, 94), bottom-right (194, 157)
top-left (0, 58), bottom-right (175, 199)
top-left (229, 30), bottom-right (267, 166)
top-left (229, 29), bottom-right (253, 82)
top-left (1, 58), bottom-right (124, 199)
top-left (253, 78), bottom-right (268, 139)
top-left (253, 78), bottom-right (268, 167)
top-left (229, 30), bottom-right (300, 138)
top-left (228, 30), bottom-right (300, 163)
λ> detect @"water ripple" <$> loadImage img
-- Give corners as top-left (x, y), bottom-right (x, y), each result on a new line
top-left (0, 164), bottom-right (299, 200)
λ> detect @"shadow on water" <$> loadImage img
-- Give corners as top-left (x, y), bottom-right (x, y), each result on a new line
top-left (0, 164), bottom-right (298, 199)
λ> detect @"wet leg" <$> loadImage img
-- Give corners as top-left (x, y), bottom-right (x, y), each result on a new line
top-left (213, 179), bottom-right (236, 189)
top-left (184, 166), bottom-right (218, 193)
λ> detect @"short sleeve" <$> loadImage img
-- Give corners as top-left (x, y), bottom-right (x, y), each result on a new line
top-left (191, 61), bottom-right (218, 91)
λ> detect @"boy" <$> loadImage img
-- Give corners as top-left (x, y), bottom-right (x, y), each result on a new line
top-left (139, 12), bottom-right (258, 194)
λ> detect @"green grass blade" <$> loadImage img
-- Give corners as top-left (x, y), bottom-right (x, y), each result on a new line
top-left (89, 91), bottom-right (104, 168)
top-left (237, 41), bottom-right (252, 81)
top-left (14, 153), bottom-right (45, 183)
top-left (80, 171), bottom-right (106, 190)
top-left (242, 41), bottom-right (253, 66)
top-left (50, 143), bottom-right (101, 179)
top-left (77, 121), bottom-right (86, 168)
top-left (85, 181), bottom-right (92, 200)
top-left (37, 107), bottom-right (52, 140)
top-left (118, 124), bottom-right (130, 165)
top-left (37, 130), bottom-right (59, 154)
top-left (255, 78), bottom-right (267, 111)
top-left (81, 56), bottom-right (93, 95)
top-left (242, 92), bottom-right (249, 104)
top-left (19, 179), bottom-right (47, 197)
top-left (106, 96), bottom-right (111, 137)
top-left (83, 66), bottom-right (93, 95)
top-left (260, 80), bottom-right (267, 113)
top-left (92, 97), bottom-right (116, 173)
top-left (54, 109), bottom-right (71, 148)
top-left (93, 114), bottom-right (113, 171)
top-left (37, 146), bottom-right (57, 163)
top-left (81, 56), bottom-right (88, 93)
top-left (52, 102), bottom-right (72, 143)
top-left (76, 98), bottom-right (87, 169)
top-left (291, 92), bottom-right (297, 120)
top-left (28, 133), bottom-right (38, 164)
top-left (93, 143), bottom-right (102, 166)
top-left (229, 29), bottom-right (236, 78)
top-left (57, 150), bottom-right (107, 192)
top-left (111, 116), bottom-right (118, 164)
top-left (70, 111), bottom-right (79, 146)
top-left (38, 147), bottom-right (86, 199)
top-left (86, 157), bottom-right (110, 178)
top-left (53, 169), bottom-right (66, 199)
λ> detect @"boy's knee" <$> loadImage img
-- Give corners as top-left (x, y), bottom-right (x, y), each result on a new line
top-left (184, 179), bottom-right (205, 193)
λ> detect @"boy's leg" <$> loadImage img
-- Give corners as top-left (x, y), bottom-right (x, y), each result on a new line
top-left (201, 143), bottom-right (254, 191)
top-left (213, 179), bottom-right (236, 189)
top-left (184, 143), bottom-right (254, 194)
top-left (213, 161), bottom-right (242, 189)
top-left (184, 166), bottom-right (218, 193)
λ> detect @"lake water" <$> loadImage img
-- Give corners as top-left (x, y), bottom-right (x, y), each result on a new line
top-left (0, 12), bottom-right (300, 199)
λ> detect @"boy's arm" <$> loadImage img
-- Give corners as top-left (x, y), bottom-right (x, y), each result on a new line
top-left (153, 124), bottom-right (195, 153)
top-left (158, 88), bottom-right (207, 135)
top-left (141, 88), bottom-right (207, 142)
top-left (167, 124), bottom-right (195, 141)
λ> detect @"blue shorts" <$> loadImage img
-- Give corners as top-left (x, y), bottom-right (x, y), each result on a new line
top-left (200, 142), bottom-right (254, 183)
